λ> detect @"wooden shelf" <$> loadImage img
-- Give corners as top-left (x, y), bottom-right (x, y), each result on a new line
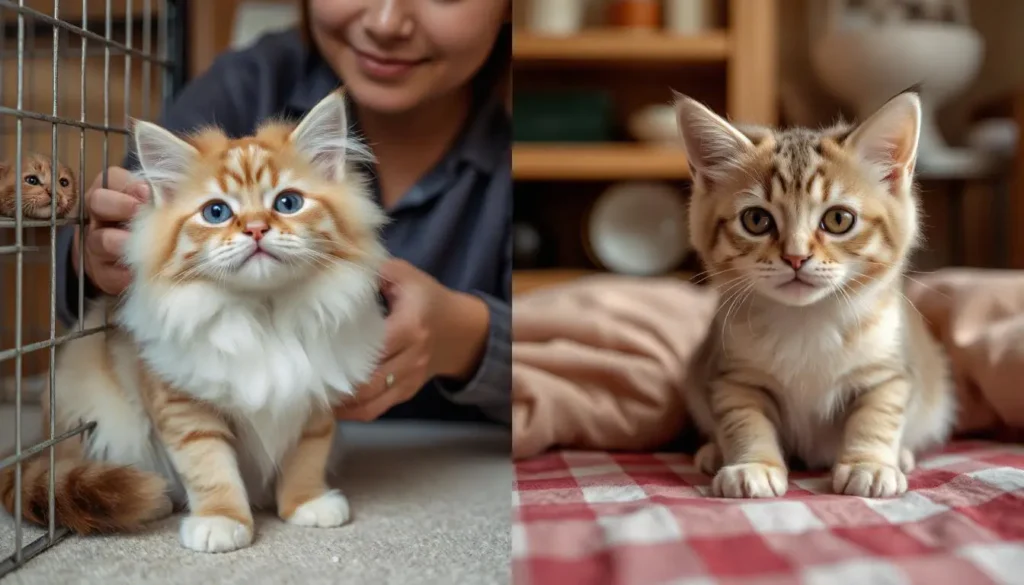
top-left (513, 30), bottom-right (730, 63)
top-left (513, 143), bottom-right (689, 181)
top-left (513, 269), bottom-right (695, 295)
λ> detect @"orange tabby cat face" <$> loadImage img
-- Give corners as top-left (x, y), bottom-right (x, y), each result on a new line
top-left (676, 92), bottom-right (922, 307)
top-left (128, 90), bottom-right (386, 292)
top-left (0, 153), bottom-right (78, 220)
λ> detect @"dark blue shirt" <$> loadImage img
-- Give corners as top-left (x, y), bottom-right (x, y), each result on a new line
top-left (56, 29), bottom-right (511, 425)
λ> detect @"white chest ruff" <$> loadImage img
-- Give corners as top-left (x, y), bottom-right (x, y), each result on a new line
top-left (135, 303), bottom-right (384, 412)
top-left (117, 268), bottom-right (385, 483)
top-left (722, 298), bottom-right (905, 466)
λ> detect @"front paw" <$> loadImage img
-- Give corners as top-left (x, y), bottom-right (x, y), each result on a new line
top-left (832, 461), bottom-right (907, 498)
top-left (694, 442), bottom-right (722, 476)
top-left (712, 463), bottom-right (788, 498)
top-left (179, 515), bottom-right (253, 553)
top-left (285, 489), bottom-right (351, 528)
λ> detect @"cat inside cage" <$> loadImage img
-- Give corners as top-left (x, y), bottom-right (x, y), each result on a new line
top-left (0, 1), bottom-right (180, 575)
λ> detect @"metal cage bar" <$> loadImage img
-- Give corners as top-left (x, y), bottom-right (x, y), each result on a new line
top-left (0, 0), bottom-right (184, 576)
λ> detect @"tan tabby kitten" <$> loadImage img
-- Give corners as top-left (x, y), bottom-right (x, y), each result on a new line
top-left (0, 153), bottom-right (78, 219)
top-left (1, 90), bottom-right (388, 552)
top-left (675, 90), bottom-right (955, 499)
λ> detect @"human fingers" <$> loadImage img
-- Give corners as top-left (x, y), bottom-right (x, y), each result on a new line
top-left (88, 166), bottom-right (137, 193)
top-left (334, 388), bottom-right (396, 422)
top-left (334, 379), bottom-right (416, 422)
top-left (377, 303), bottom-right (420, 362)
top-left (91, 263), bottom-right (132, 296)
top-left (87, 188), bottom-right (143, 224)
top-left (334, 351), bottom-right (417, 421)
top-left (125, 181), bottom-right (150, 204)
top-left (85, 226), bottom-right (129, 263)
top-left (355, 348), bottom-right (416, 404)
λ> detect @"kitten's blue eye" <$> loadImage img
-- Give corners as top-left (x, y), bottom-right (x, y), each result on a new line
top-left (24, 175), bottom-right (40, 186)
top-left (273, 190), bottom-right (304, 214)
top-left (201, 201), bottom-right (233, 224)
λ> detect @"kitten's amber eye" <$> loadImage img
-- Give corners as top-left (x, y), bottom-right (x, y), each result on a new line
top-left (24, 175), bottom-right (40, 186)
top-left (820, 207), bottom-right (856, 235)
top-left (740, 207), bottom-right (774, 236)
top-left (59, 178), bottom-right (70, 188)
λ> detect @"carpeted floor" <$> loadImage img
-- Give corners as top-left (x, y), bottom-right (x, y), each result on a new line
top-left (0, 405), bottom-right (512, 585)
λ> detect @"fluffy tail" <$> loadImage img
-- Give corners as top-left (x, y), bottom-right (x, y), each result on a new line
top-left (0, 454), bottom-right (170, 534)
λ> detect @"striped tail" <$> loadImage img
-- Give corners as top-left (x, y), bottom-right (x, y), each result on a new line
top-left (0, 454), bottom-right (171, 534)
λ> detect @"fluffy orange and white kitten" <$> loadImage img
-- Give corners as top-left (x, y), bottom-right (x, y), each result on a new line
top-left (676, 91), bottom-right (955, 499)
top-left (0, 90), bottom-right (388, 552)
top-left (0, 153), bottom-right (78, 219)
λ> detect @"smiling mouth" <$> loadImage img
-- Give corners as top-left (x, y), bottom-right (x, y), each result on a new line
top-left (353, 49), bottom-right (427, 79)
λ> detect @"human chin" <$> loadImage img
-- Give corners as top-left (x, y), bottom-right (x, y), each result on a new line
top-left (337, 56), bottom-right (425, 112)
top-left (342, 76), bottom-right (430, 114)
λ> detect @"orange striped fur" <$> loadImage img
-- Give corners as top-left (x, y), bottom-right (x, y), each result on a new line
top-left (0, 152), bottom-right (78, 220)
top-left (2, 90), bottom-right (387, 553)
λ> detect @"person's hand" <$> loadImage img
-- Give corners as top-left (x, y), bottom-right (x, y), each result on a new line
top-left (333, 258), bottom-right (490, 422)
top-left (71, 167), bottom-right (149, 295)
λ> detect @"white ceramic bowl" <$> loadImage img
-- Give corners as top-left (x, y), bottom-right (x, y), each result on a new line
top-left (628, 104), bottom-right (681, 145)
top-left (587, 182), bottom-right (690, 276)
top-left (811, 24), bottom-right (986, 173)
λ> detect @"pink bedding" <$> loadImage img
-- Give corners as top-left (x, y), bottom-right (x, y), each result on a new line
top-left (513, 441), bottom-right (1024, 585)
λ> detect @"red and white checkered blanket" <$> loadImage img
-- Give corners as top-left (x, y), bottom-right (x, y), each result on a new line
top-left (512, 441), bottom-right (1024, 585)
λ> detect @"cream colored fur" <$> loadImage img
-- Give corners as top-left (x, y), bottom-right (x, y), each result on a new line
top-left (28, 90), bottom-right (387, 552)
top-left (675, 91), bottom-right (956, 499)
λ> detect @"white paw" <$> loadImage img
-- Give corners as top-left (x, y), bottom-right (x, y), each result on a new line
top-left (694, 443), bottom-right (722, 476)
top-left (833, 461), bottom-right (907, 498)
top-left (179, 515), bottom-right (253, 553)
top-left (286, 490), bottom-right (351, 528)
top-left (712, 463), bottom-right (788, 498)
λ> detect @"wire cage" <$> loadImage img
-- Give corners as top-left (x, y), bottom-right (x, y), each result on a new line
top-left (0, 0), bottom-right (185, 576)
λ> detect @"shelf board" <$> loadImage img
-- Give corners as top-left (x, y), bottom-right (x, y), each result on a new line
top-left (513, 269), bottom-right (695, 295)
top-left (513, 30), bottom-right (730, 63)
top-left (513, 143), bottom-right (690, 181)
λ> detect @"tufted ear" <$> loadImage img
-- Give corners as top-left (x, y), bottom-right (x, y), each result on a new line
top-left (290, 89), bottom-right (372, 182)
top-left (843, 91), bottom-right (921, 192)
top-left (673, 92), bottom-right (755, 185)
top-left (132, 120), bottom-right (198, 206)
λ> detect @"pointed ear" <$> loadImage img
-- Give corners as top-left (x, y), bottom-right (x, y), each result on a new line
top-left (132, 120), bottom-right (198, 205)
top-left (673, 92), bottom-right (755, 184)
top-left (843, 91), bottom-right (921, 189)
top-left (290, 89), bottom-right (369, 182)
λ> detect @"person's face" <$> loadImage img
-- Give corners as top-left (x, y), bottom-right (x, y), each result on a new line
top-left (309, 0), bottom-right (508, 114)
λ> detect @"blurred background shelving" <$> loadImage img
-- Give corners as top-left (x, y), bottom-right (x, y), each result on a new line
top-left (513, 29), bottom-right (730, 62)
top-left (512, 0), bottom-right (778, 293)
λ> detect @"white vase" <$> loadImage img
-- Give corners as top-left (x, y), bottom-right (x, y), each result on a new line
top-left (525, 0), bottom-right (586, 36)
top-left (811, 22), bottom-right (991, 176)
top-left (664, 0), bottom-right (716, 35)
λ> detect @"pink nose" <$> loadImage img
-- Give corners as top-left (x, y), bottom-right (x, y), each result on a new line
top-left (243, 223), bottom-right (269, 241)
top-left (782, 254), bottom-right (811, 270)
